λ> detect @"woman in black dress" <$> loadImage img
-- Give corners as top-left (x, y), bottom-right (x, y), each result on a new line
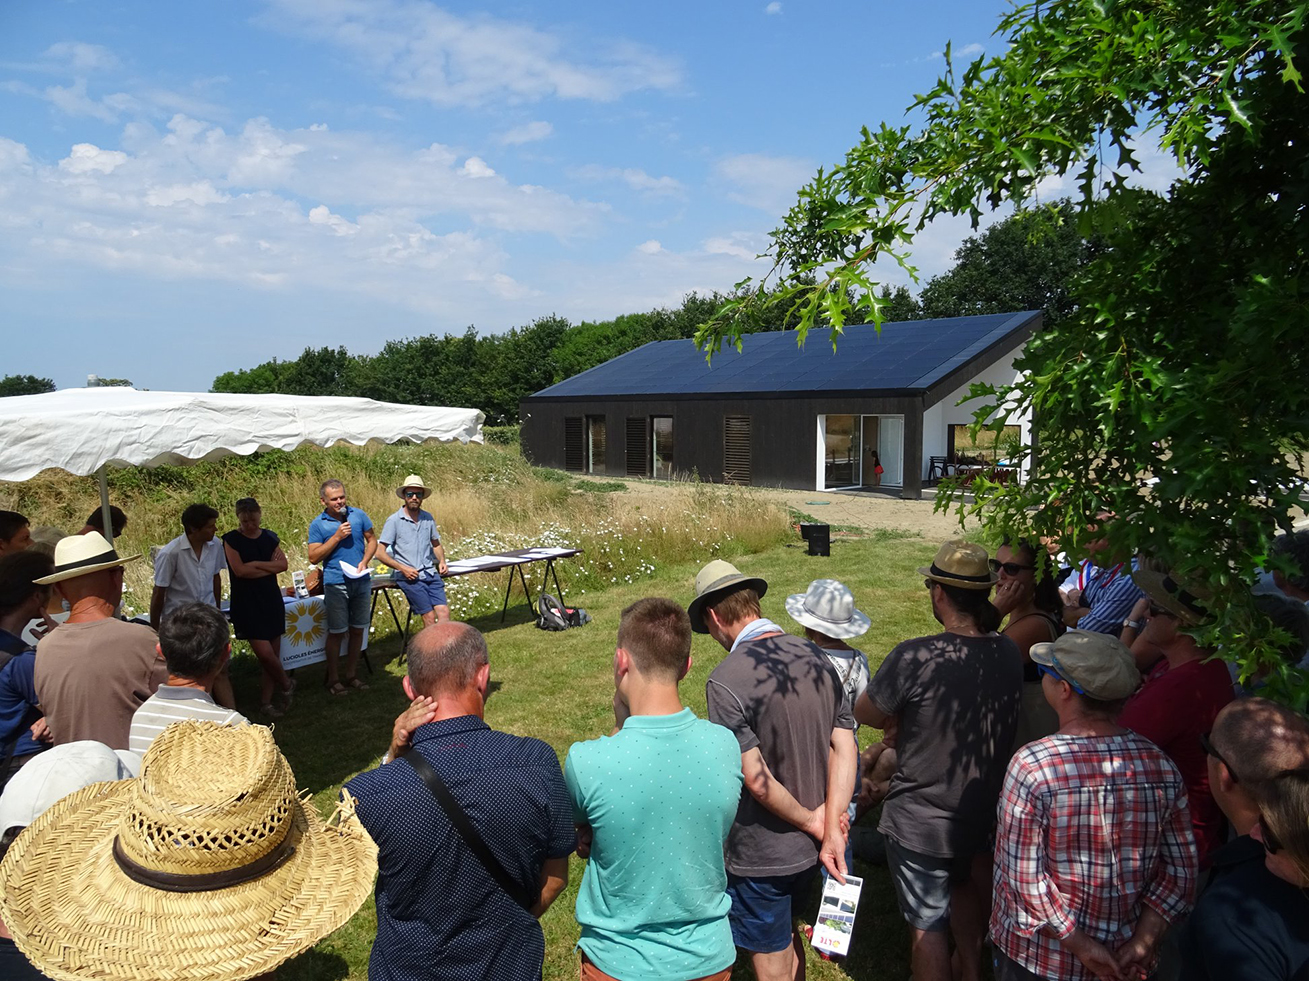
top-left (223, 497), bottom-right (294, 717)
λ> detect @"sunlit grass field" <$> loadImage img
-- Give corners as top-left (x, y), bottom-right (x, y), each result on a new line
top-left (2, 443), bottom-right (963, 981)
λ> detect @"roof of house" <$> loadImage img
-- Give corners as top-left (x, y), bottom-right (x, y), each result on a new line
top-left (525, 310), bottom-right (1040, 400)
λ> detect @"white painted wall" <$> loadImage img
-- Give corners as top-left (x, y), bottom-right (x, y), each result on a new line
top-left (921, 345), bottom-right (1031, 480)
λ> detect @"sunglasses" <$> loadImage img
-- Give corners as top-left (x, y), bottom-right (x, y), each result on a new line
top-left (924, 579), bottom-right (936, 590)
top-left (1037, 661), bottom-right (1086, 695)
top-left (1199, 732), bottom-right (1239, 784)
top-left (989, 559), bottom-right (1035, 575)
top-left (403, 490), bottom-right (424, 498)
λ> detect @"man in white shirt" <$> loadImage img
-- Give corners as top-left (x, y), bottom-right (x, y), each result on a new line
top-left (150, 504), bottom-right (233, 708)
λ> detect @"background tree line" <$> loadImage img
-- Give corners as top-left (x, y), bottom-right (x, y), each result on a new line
top-left (200, 200), bottom-right (1088, 424)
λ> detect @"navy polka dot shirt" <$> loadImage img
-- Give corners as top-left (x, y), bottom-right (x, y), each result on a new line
top-left (347, 716), bottom-right (576, 981)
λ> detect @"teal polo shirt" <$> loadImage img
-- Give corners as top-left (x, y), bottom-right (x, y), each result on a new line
top-left (564, 707), bottom-right (742, 981)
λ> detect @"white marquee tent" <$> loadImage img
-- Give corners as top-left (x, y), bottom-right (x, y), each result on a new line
top-left (0, 388), bottom-right (484, 542)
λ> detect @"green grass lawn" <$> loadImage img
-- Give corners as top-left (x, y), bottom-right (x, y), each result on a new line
top-left (250, 529), bottom-right (947, 981)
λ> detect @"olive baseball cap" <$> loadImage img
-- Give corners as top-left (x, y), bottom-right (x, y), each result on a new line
top-left (1029, 630), bottom-right (1142, 700)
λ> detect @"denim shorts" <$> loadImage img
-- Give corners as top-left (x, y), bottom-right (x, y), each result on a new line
top-left (397, 575), bottom-right (448, 615)
top-left (324, 578), bottom-right (371, 634)
top-left (883, 836), bottom-right (971, 932)
top-left (725, 867), bottom-right (818, 954)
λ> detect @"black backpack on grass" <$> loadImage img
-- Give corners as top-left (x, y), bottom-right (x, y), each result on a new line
top-left (536, 594), bottom-right (589, 631)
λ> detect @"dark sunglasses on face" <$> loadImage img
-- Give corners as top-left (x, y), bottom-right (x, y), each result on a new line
top-left (990, 559), bottom-right (1035, 575)
top-left (403, 490), bottom-right (424, 498)
top-left (1037, 661), bottom-right (1087, 695)
top-left (1199, 732), bottom-right (1239, 784)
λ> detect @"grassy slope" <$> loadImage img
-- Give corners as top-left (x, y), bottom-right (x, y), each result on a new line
top-left (265, 529), bottom-right (941, 981)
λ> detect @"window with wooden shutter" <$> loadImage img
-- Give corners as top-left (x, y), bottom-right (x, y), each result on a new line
top-left (564, 417), bottom-right (584, 471)
top-left (723, 415), bottom-right (752, 484)
top-left (625, 418), bottom-right (648, 477)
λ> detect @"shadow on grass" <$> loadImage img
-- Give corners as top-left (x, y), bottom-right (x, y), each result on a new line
top-left (276, 947), bottom-right (352, 980)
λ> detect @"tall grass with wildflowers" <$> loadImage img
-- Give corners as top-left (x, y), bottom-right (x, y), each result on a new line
top-left (1, 442), bottom-right (794, 622)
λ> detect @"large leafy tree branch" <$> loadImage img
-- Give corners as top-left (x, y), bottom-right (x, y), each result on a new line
top-left (697, 0), bottom-right (1309, 701)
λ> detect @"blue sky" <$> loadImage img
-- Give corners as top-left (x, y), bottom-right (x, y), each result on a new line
top-left (1, 0), bottom-right (1020, 391)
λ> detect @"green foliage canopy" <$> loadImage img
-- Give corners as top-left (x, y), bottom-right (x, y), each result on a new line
top-left (0, 375), bottom-right (56, 397)
top-left (698, 0), bottom-right (1309, 702)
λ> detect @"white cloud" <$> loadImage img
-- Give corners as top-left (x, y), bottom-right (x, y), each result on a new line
top-left (573, 164), bottom-right (684, 196)
top-left (499, 120), bottom-right (553, 145)
top-left (257, 0), bottom-right (683, 107)
top-left (636, 239), bottom-right (663, 254)
top-left (43, 41), bottom-right (120, 73)
top-left (43, 78), bottom-right (128, 122)
top-left (715, 153), bottom-right (815, 216)
top-left (704, 231), bottom-right (767, 261)
top-left (929, 42), bottom-right (985, 61)
top-left (765, 2), bottom-right (783, 14)
top-left (59, 143), bottom-right (128, 175)
top-left (460, 156), bottom-right (496, 178)
top-left (145, 181), bottom-right (229, 207)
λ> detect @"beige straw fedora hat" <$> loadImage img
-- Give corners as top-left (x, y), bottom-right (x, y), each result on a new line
top-left (688, 559), bottom-right (768, 634)
top-left (0, 720), bottom-right (378, 981)
top-left (395, 474), bottom-right (433, 500)
top-left (917, 540), bottom-right (998, 590)
top-left (33, 530), bottom-right (140, 585)
top-left (1131, 568), bottom-right (1212, 626)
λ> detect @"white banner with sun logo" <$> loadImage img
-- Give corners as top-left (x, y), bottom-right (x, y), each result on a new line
top-left (281, 596), bottom-right (367, 669)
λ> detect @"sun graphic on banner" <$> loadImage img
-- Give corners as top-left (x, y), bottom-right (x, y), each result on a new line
top-left (286, 600), bottom-right (325, 647)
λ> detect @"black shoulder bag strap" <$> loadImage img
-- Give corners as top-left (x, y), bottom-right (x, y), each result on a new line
top-left (400, 749), bottom-right (539, 912)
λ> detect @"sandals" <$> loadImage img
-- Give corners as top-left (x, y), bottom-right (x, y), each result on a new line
top-left (326, 681), bottom-right (349, 696)
top-left (344, 676), bottom-right (369, 691)
top-left (260, 703), bottom-right (285, 719)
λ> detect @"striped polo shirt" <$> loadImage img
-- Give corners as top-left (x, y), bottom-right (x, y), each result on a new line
top-left (128, 685), bottom-right (249, 754)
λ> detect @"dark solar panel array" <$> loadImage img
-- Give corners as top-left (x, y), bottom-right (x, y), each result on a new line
top-left (529, 312), bottom-right (1039, 399)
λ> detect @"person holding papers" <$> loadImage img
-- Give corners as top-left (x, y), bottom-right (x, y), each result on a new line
top-left (376, 474), bottom-right (450, 628)
top-left (307, 479), bottom-right (376, 695)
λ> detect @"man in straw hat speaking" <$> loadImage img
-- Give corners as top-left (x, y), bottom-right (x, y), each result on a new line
top-left (991, 631), bottom-right (1197, 981)
top-left (33, 531), bottom-right (167, 749)
top-left (854, 540), bottom-right (1021, 981)
top-left (0, 720), bottom-right (378, 981)
top-left (377, 474), bottom-right (450, 628)
top-left (692, 560), bottom-right (856, 981)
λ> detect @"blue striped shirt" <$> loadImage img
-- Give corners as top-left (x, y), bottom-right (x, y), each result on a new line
top-left (1076, 556), bottom-right (1146, 634)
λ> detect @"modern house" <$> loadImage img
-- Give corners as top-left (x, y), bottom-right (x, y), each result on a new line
top-left (519, 310), bottom-right (1039, 499)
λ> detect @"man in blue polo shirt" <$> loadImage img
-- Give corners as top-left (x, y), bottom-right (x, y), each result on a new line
top-left (566, 598), bottom-right (742, 981)
top-left (377, 474), bottom-right (449, 627)
top-left (347, 621), bottom-right (574, 981)
top-left (307, 479), bottom-right (376, 695)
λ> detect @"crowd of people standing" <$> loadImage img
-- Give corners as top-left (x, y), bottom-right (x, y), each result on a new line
top-left (0, 486), bottom-right (1306, 981)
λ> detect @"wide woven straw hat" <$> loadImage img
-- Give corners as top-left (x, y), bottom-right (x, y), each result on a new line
top-left (33, 530), bottom-right (140, 585)
top-left (0, 720), bottom-right (377, 981)
top-left (395, 474), bottom-right (433, 500)
top-left (917, 540), bottom-right (998, 590)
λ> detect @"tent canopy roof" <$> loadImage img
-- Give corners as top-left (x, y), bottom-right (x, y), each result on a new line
top-left (0, 388), bottom-right (484, 482)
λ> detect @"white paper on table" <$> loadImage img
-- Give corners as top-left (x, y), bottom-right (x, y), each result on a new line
top-left (338, 560), bottom-right (371, 579)
top-left (523, 547), bottom-right (573, 558)
top-left (810, 874), bottom-right (863, 957)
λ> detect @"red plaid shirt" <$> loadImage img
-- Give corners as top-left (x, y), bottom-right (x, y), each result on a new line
top-left (990, 732), bottom-right (1198, 980)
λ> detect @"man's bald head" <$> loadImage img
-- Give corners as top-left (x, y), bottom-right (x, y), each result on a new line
top-left (1212, 697), bottom-right (1309, 785)
top-left (406, 621), bottom-right (490, 697)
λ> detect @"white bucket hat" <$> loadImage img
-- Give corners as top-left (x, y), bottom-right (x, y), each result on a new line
top-left (785, 579), bottom-right (870, 639)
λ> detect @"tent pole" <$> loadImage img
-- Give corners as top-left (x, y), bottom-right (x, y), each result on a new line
top-left (98, 466), bottom-right (114, 547)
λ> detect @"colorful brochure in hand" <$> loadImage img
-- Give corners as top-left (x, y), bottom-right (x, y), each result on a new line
top-left (811, 873), bottom-right (863, 957)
